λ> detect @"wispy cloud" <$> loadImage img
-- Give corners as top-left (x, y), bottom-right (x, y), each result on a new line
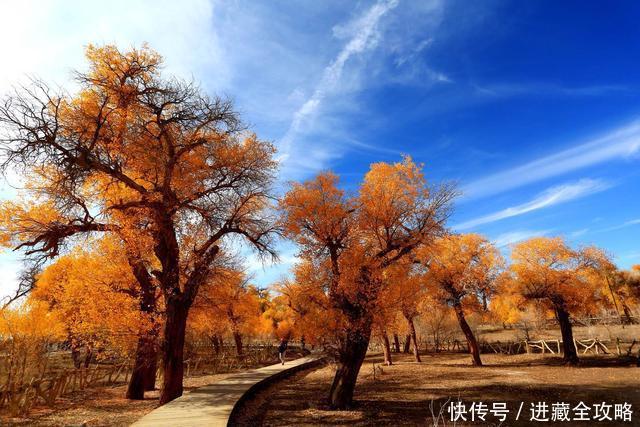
top-left (278, 0), bottom-right (399, 164)
top-left (569, 228), bottom-right (590, 238)
top-left (394, 37), bottom-right (433, 66)
top-left (492, 229), bottom-right (551, 248)
top-left (454, 178), bottom-right (610, 231)
top-left (473, 82), bottom-right (632, 98)
top-left (599, 218), bottom-right (640, 233)
top-left (462, 120), bottom-right (640, 200)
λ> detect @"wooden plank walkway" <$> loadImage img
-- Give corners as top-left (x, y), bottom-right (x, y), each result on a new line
top-left (132, 355), bottom-right (320, 427)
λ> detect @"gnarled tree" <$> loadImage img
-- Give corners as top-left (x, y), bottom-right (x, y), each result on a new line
top-left (506, 237), bottom-right (608, 365)
top-left (420, 233), bottom-right (503, 366)
top-left (280, 158), bottom-right (454, 408)
top-left (0, 45), bottom-right (277, 403)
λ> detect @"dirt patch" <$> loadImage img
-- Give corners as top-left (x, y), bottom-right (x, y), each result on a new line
top-left (250, 352), bottom-right (640, 426)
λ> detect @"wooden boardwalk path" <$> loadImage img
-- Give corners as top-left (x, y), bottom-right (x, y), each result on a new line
top-left (132, 355), bottom-right (321, 427)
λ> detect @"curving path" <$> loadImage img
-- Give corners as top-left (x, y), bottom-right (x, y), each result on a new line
top-left (132, 355), bottom-right (321, 427)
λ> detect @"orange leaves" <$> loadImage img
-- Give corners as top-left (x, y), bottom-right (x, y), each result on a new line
top-left (83, 44), bottom-right (162, 102)
top-left (189, 268), bottom-right (264, 338)
top-left (359, 156), bottom-right (426, 232)
top-left (423, 233), bottom-right (504, 310)
top-left (279, 157), bottom-right (455, 346)
top-left (31, 240), bottom-right (148, 357)
top-left (0, 301), bottom-right (65, 342)
top-left (0, 200), bottom-right (64, 249)
top-left (279, 172), bottom-right (353, 254)
top-left (508, 236), bottom-right (609, 315)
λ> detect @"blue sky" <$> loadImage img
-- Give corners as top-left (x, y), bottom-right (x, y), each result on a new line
top-left (1, 0), bottom-right (640, 294)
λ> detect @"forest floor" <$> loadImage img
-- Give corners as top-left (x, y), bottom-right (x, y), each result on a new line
top-left (1, 350), bottom-right (308, 426)
top-left (237, 352), bottom-right (640, 426)
top-left (2, 372), bottom-right (233, 426)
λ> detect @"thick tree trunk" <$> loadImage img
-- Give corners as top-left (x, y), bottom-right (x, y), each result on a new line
top-left (233, 331), bottom-right (243, 356)
top-left (555, 304), bottom-right (579, 365)
top-left (126, 256), bottom-right (158, 398)
top-left (127, 333), bottom-right (158, 399)
top-left (381, 332), bottom-right (392, 366)
top-left (159, 298), bottom-right (189, 405)
top-left (328, 325), bottom-right (372, 409)
top-left (392, 334), bottom-right (400, 353)
top-left (407, 318), bottom-right (421, 363)
top-left (143, 353), bottom-right (157, 391)
top-left (402, 334), bottom-right (411, 353)
top-left (453, 303), bottom-right (482, 366)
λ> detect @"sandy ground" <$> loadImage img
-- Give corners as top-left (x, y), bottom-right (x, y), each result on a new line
top-left (240, 352), bottom-right (640, 426)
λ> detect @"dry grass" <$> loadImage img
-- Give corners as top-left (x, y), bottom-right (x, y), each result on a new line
top-left (0, 349), bottom-right (300, 426)
top-left (248, 352), bottom-right (640, 426)
top-left (0, 372), bottom-right (235, 426)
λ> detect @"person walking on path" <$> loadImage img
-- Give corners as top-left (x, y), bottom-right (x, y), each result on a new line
top-left (278, 338), bottom-right (288, 365)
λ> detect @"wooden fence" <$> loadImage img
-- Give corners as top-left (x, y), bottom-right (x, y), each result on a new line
top-left (478, 337), bottom-right (639, 356)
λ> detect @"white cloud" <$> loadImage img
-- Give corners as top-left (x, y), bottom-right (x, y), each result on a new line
top-left (454, 179), bottom-right (610, 231)
top-left (278, 0), bottom-right (399, 167)
top-left (492, 229), bottom-right (550, 248)
top-left (462, 120), bottom-right (640, 200)
top-left (0, 0), bottom-right (227, 96)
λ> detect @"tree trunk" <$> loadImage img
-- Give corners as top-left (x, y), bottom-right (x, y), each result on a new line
top-left (555, 303), bottom-right (579, 365)
top-left (143, 352), bottom-right (157, 391)
top-left (70, 342), bottom-right (82, 369)
top-left (126, 256), bottom-right (159, 397)
top-left (453, 302), bottom-right (482, 366)
top-left (210, 334), bottom-right (221, 354)
top-left (127, 333), bottom-right (158, 399)
top-left (402, 334), bottom-right (411, 353)
top-left (233, 331), bottom-right (243, 356)
top-left (159, 298), bottom-right (189, 405)
top-left (407, 318), bottom-right (421, 362)
top-left (83, 345), bottom-right (93, 368)
top-left (392, 334), bottom-right (400, 353)
top-left (328, 325), bottom-right (372, 409)
top-left (381, 332), bottom-right (392, 366)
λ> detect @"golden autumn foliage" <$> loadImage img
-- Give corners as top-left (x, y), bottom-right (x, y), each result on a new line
top-left (505, 237), bottom-right (609, 314)
top-left (422, 233), bottom-right (504, 312)
top-left (0, 301), bottom-right (65, 387)
top-left (280, 156), bottom-right (455, 408)
top-left (190, 269), bottom-right (264, 355)
top-left (1, 41), bottom-right (638, 415)
top-left (496, 236), bottom-right (611, 364)
top-left (0, 44), bottom-right (278, 403)
top-left (31, 239), bottom-right (151, 360)
top-left (419, 233), bottom-right (504, 365)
